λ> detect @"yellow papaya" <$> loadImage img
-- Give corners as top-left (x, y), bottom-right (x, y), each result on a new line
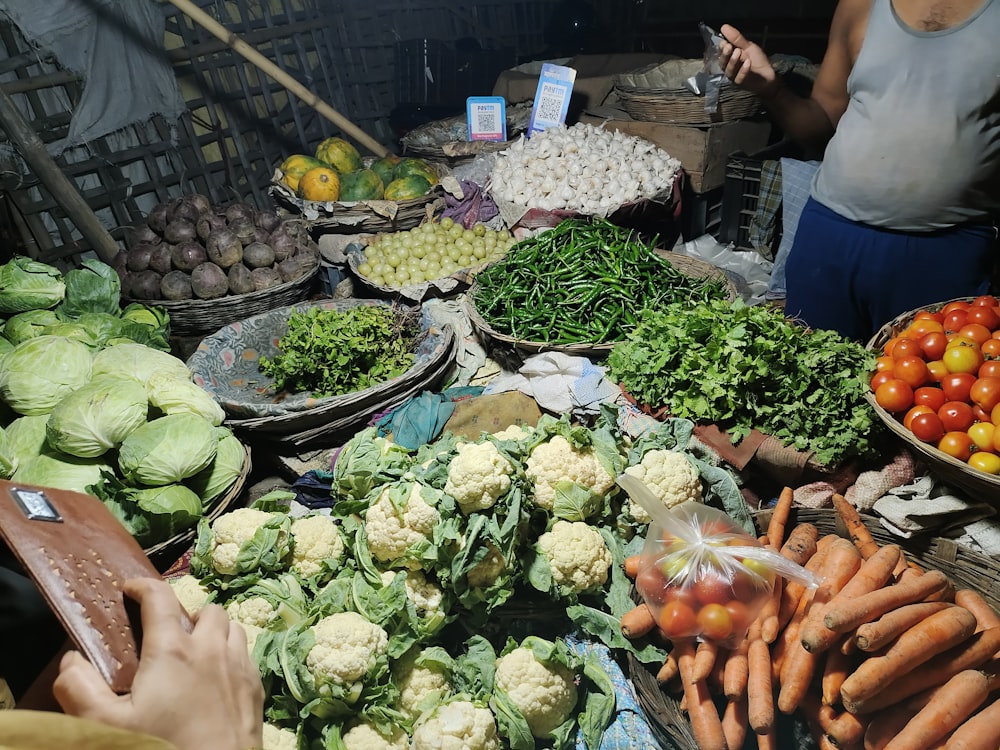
top-left (297, 167), bottom-right (341, 202)
top-left (279, 154), bottom-right (326, 193)
top-left (315, 137), bottom-right (363, 174)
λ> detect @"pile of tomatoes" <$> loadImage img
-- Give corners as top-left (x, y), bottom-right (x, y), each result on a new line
top-left (871, 295), bottom-right (1000, 474)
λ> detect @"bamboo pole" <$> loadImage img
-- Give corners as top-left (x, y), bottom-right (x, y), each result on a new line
top-left (161, 0), bottom-right (391, 158)
top-left (0, 86), bottom-right (120, 264)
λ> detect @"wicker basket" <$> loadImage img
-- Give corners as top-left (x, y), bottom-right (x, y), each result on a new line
top-left (464, 253), bottom-right (739, 357)
top-left (627, 507), bottom-right (1000, 750)
top-left (865, 297), bottom-right (1000, 505)
top-left (144, 444), bottom-right (252, 573)
top-left (400, 102), bottom-right (533, 164)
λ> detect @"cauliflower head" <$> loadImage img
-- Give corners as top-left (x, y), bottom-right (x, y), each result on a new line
top-left (444, 440), bottom-right (513, 514)
top-left (380, 569), bottom-right (444, 618)
top-left (393, 649), bottom-right (452, 720)
top-left (492, 423), bottom-right (533, 441)
top-left (495, 646), bottom-right (578, 738)
top-left (525, 435), bottom-right (615, 511)
top-left (290, 514), bottom-right (344, 578)
top-left (342, 720), bottom-right (408, 750)
top-left (207, 507), bottom-right (281, 575)
top-left (623, 449), bottom-right (703, 523)
top-left (537, 520), bottom-right (612, 594)
top-left (167, 574), bottom-right (212, 615)
top-left (365, 483), bottom-right (441, 570)
top-left (226, 596), bottom-right (277, 629)
top-left (261, 722), bottom-right (298, 750)
top-left (410, 700), bottom-right (500, 750)
top-left (306, 611), bottom-right (389, 687)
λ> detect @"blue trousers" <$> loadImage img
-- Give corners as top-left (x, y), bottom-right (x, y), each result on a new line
top-left (785, 198), bottom-right (997, 342)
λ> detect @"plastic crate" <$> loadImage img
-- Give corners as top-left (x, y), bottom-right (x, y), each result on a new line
top-left (718, 140), bottom-right (803, 252)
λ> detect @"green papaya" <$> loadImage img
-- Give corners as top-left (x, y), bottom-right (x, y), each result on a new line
top-left (394, 157), bottom-right (439, 186)
top-left (384, 175), bottom-right (432, 201)
top-left (338, 169), bottom-right (384, 201)
top-left (315, 137), bottom-right (363, 174)
top-left (371, 155), bottom-right (402, 188)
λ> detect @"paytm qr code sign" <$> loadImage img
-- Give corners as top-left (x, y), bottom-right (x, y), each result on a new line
top-left (466, 97), bottom-right (507, 141)
top-left (528, 63), bottom-right (577, 137)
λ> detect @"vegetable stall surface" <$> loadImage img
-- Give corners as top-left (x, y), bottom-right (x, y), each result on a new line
top-left (470, 217), bottom-right (730, 346)
top-left (607, 297), bottom-right (885, 467)
top-left (258, 304), bottom-right (422, 397)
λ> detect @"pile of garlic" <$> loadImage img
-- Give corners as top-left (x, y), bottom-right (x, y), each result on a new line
top-left (487, 122), bottom-right (682, 215)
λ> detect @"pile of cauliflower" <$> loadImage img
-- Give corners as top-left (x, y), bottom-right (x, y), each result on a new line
top-left (171, 409), bottom-right (731, 750)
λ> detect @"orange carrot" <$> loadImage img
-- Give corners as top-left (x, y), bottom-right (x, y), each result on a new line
top-left (864, 706), bottom-right (919, 750)
top-left (624, 554), bottom-right (641, 579)
top-left (691, 638), bottom-right (719, 684)
top-left (832, 493), bottom-right (879, 559)
top-left (953, 589), bottom-right (1000, 632)
top-left (944, 691), bottom-right (1000, 750)
top-left (621, 602), bottom-right (657, 639)
top-left (825, 709), bottom-right (868, 749)
top-left (747, 636), bottom-right (774, 735)
top-left (756, 727), bottom-right (778, 750)
top-left (721, 695), bottom-right (748, 750)
top-left (855, 601), bottom-right (953, 652)
top-left (823, 569), bottom-right (952, 635)
top-left (775, 532), bottom-right (829, 637)
top-left (882, 669), bottom-right (998, 750)
top-left (840, 606), bottom-right (979, 711)
top-left (656, 649), bottom-right (679, 684)
top-left (675, 640), bottom-right (728, 750)
top-left (801, 543), bottom-right (900, 654)
top-left (847, 626), bottom-right (1000, 715)
top-left (759, 577), bottom-right (784, 645)
top-left (822, 641), bottom-right (854, 707)
top-left (724, 636), bottom-right (750, 700)
top-left (780, 521), bottom-right (820, 566)
top-left (767, 486), bottom-right (795, 549)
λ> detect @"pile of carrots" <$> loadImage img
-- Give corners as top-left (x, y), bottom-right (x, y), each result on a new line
top-left (620, 488), bottom-right (1000, 750)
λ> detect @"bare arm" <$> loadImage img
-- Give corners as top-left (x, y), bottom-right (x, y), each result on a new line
top-left (719, 0), bottom-right (868, 152)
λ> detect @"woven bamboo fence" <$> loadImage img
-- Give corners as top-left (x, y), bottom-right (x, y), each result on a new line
top-left (0, 0), bottom-right (641, 266)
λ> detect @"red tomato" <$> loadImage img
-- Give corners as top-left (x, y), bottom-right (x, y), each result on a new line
top-left (907, 318), bottom-right (945, 338)
top-left (939, 401), bottom-right (976, 432)
top-left (874, 355), bottom-right (897, 373)
top-left (870, 371), bottom-right (893, 392)
top-left (941, 372), bottom-right (977, 402)
top-left (971, 377), bottom-right (1000, 413)
top-left (959, 323), bottom-right (994, 346)
top-left (980, 360), bottom-right (1000, 379)
top-left (724, 600), bottom-right (754, 638)
top-left (903, 405), bottom-right (935, 430)
top-left (662, 584), bottom-right (700, 609)
top-left (968, 422), bottom-right (997, 453)
top-left (943, 344), bottom-right (984, 375)
top-left (657, 600), bottom-right (698, 639)
top-left (982, 339), bottom-right (1000, 359)
top-left (973, 404), bottom-right (993, 423)
top-left (919, 332), bottom-right (948, 361)
top-left (926, 360), bottom-right (949, 383)
top-left (694, 571), bottom-right (734, 606)
top-left (913, 386), bottom-right (946, 412)
top-left (972, 295), bottom-right (999, 308)
top-left (696, 603), bottom-right (734, 641)
top-left (915, 310), bottom-right (945, 324)
top-left (968, 451), bottom-right (1000, 474)
top-left (893, 356), bottom-right (929, 388)
top-left (891, 338), bottom-right (924, 361)
top-left (938, 431), bottom-right (977, 460)
top-left (943, 308), bottom-right (970, 333)
top-left (635, 566), bottom-right (668, 605)
top-left (966, 305), bottom-right (1000, 331)
top-left (910, 412), bottom-right (945, 443)
top-left (943, 300), bottom-right (972, 314)
top-left (875, 379), bottom-right (914, 413)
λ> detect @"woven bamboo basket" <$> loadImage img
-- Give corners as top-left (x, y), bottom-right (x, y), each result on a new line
top-left (865, 297), bottom-right (1000, 505)
top-left (399, 102), bottom-right (534, 164)
top-left (464, 253), bottom-right (739, 357)
top-left (144, 444), bottom-right (252, 573)
top-left (627, 506), bottom-right (1000, 750)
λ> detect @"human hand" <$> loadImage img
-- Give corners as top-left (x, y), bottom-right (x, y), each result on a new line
top-left (53, 577), bottom-right (264, 750)
top-left (718, 24), bottom-right (780, 98)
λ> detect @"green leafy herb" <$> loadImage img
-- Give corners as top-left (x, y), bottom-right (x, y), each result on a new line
top-left (607, 298), bottom-right (884, 466)
top-left (259, 305), bottom-right (421, 397)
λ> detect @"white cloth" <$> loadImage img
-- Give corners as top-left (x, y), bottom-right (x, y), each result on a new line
top-left (872, 474), bottom-right (997, 542)
top-left (483, 351), bottom-right (620, 418)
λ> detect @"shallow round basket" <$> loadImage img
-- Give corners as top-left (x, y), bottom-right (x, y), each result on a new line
top-left (865, 297), bottom-right (1000, 505)
top-left (347, 249), bottom-right (495, 303)
top-left (465, 253), bottom-right (738, 357)
top-left (144, 444), bottom-right (252, 573)
top-left (128, 263), bottom-right (320, 339)
top-left (626, 507), bottom-right (1000, 750)
top-left (400, 102), bottom-right (533, 164)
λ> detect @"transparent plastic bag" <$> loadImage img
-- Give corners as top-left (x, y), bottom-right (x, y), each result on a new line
top-left (618, 474), bottom-right (818, 647)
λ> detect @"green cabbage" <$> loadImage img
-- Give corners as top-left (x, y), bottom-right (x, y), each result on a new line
top-left (0, 257), bottom-right (66, 313)
top-left (0, 335), bottom-right (93, 415)
top-left (0, 426), bottom-right (17, 478)
top-left (185, 427), bottom-right (246, 506)
top-left (3, 309), bottom-right (61, 345)
top-left (0, 337), bottom-right (13, 358)
top-left (95, 476), bottom-right (204, 548)
top-left (118, 412), bottom-right (218, 486)
top-left (56, 259), bottom-right (121, 318)
top-left (147, 371), bottom-right (225, 426)
top-left (11, 450), bottom-right (112, 495)
top-left (5, 414), bottom-right (50, 463)
top-left (46, 375), bottom-right (149, 458)
top-left (91, 342), bottom-right (190, 386)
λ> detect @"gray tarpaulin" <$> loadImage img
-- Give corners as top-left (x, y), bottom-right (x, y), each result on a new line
top-left (0, 0), bottom-right (185, 154)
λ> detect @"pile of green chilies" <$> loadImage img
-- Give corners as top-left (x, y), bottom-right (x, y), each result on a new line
top-left (470, 217), bottom-right (730, 345)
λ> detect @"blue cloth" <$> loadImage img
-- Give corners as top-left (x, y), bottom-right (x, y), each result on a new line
top-left (784, 197), bottom-right (997, 341)
top-left (375, 387), bottom-right (484, 450)
top-left (766, 158), bottom-right (821, 300)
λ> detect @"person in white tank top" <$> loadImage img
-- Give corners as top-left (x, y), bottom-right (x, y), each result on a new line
top-left (717, 0), bottom-right (1000, 340)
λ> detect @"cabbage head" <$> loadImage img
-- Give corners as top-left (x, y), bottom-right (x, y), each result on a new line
top-left (185, 427), bottom-right (246, 506)
top-left (3, 309), bottom-right (61, 345)
top-left (147, 371), bottom-right (225, 426)
top-left (5, 414), bottom-right (50, 464)
top-left (46, 375), bottom-right (149, 458)
top-left (56, 259), bottom-right (121, 318)
top-left (118, 412), bottom-right (218, 486)
top-left (0, 335), bottom-right (93, 415)
top-left (12, 450), bottom-right (112, 495)
top-left (0, 257), bottom-right (66, 314)
top-left (0, 426), bottom-right (17, 478)
top-left (0, 337), bottom-right (12, 358)
top-left (94, 477), bottom-right (204, 547)
top-left (91, 342), bottom-right (190, 386)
